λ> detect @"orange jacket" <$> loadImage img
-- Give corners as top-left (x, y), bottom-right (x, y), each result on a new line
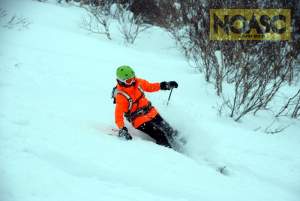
top-left (115, 78), bottom-right (161, 129)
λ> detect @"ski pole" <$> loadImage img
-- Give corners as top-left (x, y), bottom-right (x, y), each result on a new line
top-left (166, 88), bottom-right (174, 106)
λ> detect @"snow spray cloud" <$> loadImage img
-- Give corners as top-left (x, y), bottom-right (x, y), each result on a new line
top-left (209, 9), bottom-right (291, 41)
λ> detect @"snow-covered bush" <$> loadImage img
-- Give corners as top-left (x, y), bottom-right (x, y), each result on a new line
top-left (276, 89), bottom-right (300, 118)
top-left (81, 1), bottom-right (112, 40)
top-left (113, 3), bottom-right (149, 44)
top-left (81, 1), bottom-right (149, 43)
top-left (0, 8), bottom-right (31, 30)
top-left (160, 0), bottom-right (300, 120)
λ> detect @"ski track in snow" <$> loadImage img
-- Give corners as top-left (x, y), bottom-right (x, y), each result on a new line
top-left (0, 1), bottom-right (300, 201)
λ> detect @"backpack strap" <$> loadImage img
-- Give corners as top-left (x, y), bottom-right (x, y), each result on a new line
top-left (113, 88), bottom-right (133, 111)
top-left (137, 85), bottom-right (144, 95)
top-left (112, 85), bottom-right (145, 119)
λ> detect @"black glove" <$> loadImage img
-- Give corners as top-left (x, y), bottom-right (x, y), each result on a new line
top-left (160, 81), bottom-right (178, 90)
top-left (118, 127), bottom-right (132, 140)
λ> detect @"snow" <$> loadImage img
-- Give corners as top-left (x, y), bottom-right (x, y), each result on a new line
top-left (0, 0), bottom-right (300, 201)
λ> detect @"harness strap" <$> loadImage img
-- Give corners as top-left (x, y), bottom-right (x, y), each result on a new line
top-left (114, 85), bottom-right (153, 122)
top-left (125, 102), bottom-right (153, 122)
top-left (114, 89), bottom-right (133, 111)
top-left (133, 86), bottom-right (145, 107)
top-left (114, 85), bottom-right (145, 112)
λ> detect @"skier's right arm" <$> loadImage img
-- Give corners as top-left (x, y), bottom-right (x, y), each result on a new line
top-left (115, 94), bottom-right (129, 129)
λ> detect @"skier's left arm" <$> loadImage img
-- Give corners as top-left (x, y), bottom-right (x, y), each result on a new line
top-left (137, 78), bottom-right (161, 92)
top-left (115, 94), bottom-right (129, 129)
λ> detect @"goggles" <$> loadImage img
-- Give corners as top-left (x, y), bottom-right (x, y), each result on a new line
top-left (119, 77), bottom-right (135, 85)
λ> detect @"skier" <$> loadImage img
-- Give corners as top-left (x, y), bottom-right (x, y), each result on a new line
top-left (113, 65), bottom-right (178, 148)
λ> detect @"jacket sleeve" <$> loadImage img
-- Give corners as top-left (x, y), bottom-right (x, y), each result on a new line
top-left (137, 78), bottom-right (161, 92)
top-left (115, 94), bottom-right (129, 129)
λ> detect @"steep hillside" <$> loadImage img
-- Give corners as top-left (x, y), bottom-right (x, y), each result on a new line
top-left (0, 1), bottom-right (299, 201)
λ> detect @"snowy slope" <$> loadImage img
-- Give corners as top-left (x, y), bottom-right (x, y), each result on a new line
top-left (1, 1), bottom-right (300, 201)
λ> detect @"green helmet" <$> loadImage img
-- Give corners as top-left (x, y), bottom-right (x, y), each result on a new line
top-left (116, 65), bottom-right (135, 81)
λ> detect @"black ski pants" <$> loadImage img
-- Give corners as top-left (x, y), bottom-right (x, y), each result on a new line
top-left (137, 114), bottom-right (176, 148)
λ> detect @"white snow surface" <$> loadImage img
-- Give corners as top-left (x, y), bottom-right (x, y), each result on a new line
top-left (0, 1), bottom-right (300, 201)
